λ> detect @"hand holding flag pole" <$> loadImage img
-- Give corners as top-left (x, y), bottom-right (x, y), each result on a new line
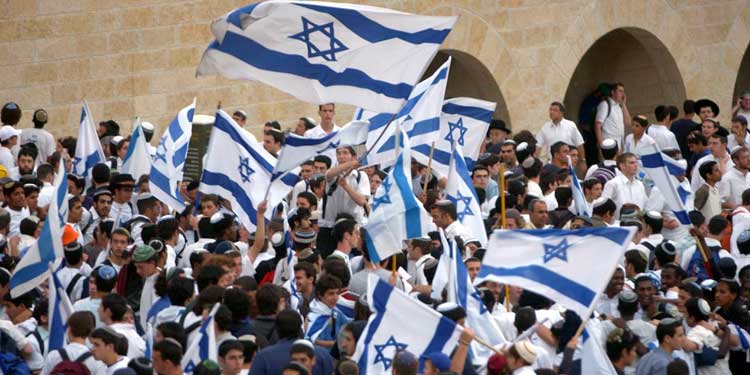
top-left (422, 141), bottom-right (436, 194)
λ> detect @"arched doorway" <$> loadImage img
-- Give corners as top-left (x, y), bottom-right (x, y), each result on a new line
top-left (421, 49), bottom-right (510, 127)
top-left (563, 27), bottom-right (686, 165)
top-left (734, 43), bottom-right (750, 99)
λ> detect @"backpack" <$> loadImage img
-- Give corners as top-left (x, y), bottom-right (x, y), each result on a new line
top-left (0, 352), bottom-right (32, 375)
top-left (178, 309), bottom-right (202, 337)
top-left (123, 215), bottom-right (150, 236)
top-left (57, 347), bottom-right (93, 363)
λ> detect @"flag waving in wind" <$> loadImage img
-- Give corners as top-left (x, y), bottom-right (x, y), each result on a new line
top-left (275, 120), bottom-right (369, 173)
top-left (120, 118), bottom-right (153, 181)
top-left (150, 100), bottom-right (195, 211)
top-left (568, 155), bottom-right (590, 217)
top-left (638, 143), bottom-right (691, 225)
top-left (182, 303), bottom-right (219, 374)
top-left (446, 144), bottom-right (487, 246)
top-left (353, 274), bottom-right (463, 375)
top-left (364, 130), bottom-right (431, 263)
top-left (10, 162), bottom-right (69, 297)
top-left (474, 227), bottom-right (635, 318)
top-left (197, 1), bottom-right (456, 113)
top-left (73, 100), bottom-right (105, 186)
top-left (47, 263), bottom-right (75, 353)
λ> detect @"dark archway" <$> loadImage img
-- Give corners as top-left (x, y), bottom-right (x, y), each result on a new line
top-left (734, 43), bottom-right (750, 98)
top-left (563, 27), bottom-right (686, 164)
top-left (421, 49), bottom-right (510, 127)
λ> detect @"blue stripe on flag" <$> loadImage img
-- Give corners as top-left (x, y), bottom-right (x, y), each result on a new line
top-left (213, 110), bottom-right (274, 172)
top-left (150, 166), bottom-right (175, 197)
top-left (441, 103), bottom-right (493, 122)
top-left (412, 144), bottom-right (451, 167)
top-left (284, 131), bottom-right (338, 147)
top-left (364, 232), bottom-right (382, 264)
top-left (367, 113), bottom-right (395, 131)
top-left (422, 316), bottom-right (460, 359)
top-left (641, 152), bottom-right (685, 176)
top-left (297, 3), bottom-right (452, 44)
top-left (477, 264), bottom-right (595, 307)
top-left (379, 118), bottom-right (440, 153)
top-left (173, 144), bottom-right (188, 167)
top-left (674, 210), bottom-right (691, 225)
top-left (357, 279), bottom-right (394, 371)
top-left (497, 227), bottom-right (632, 245)
top-left (200, 170), bottom-right (259, 220)
top-left (393, 151), bottom-right (422, 238)
top-left (212, 32), bottom-right (413, 101)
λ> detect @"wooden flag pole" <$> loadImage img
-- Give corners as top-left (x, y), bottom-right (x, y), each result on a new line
top-left (499, 164), bottom-right (511, 312)
top-left (423, 141), bottom-right (436, 194)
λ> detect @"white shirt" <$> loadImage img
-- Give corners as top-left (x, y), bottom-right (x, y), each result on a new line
top-left (110, 201), bottom-right (133, 228)
top-left (596, 98), bottom-right (625, 146)
top-left (602, 174), bottom-right (647, 216)
top-left (686, 324), bottom-right (730, 375)
top-left (108, 322), bottom-right (145, 358)
top-left (719, 167), bottom-right (749, 206)
top-left (535, 118), bottom-right (584, 159)
top-left (139, 272), bottom-right (159, 333)
top-left (20, 128), bottom-right (56, 167)
top-left (7, 206), bottom-right (29, 237)
top-left (57, 264), bottom-right (92, 303)
top-left (320, 170), bottom-right (369, 228)
top-left (305, 124), bottom-right (340, 163)
top-left (527, 180), bottom-right (544, 198)
top-left (624, 133), bottom-right (656, 154)
top-left (74, 297), bottom-right (103, 328)
top-left (647, 124), bottom-right (680, 151)
top-left (413, 254), bottom-right (434, 286)
top-left (445, 220), bottom-right (472, 244)
top-left (730, 207), bottom-right (750, 271)
top-left (691, 153), bottom-right (734, 192)
top-left (0, 146), bottom-right (14, 170)
top-left (105, 356), bottom-right (129, 375)
top-left (41, 342), bottom-right (105, 375)
top-left (727, 133), bottom-right (750, 149)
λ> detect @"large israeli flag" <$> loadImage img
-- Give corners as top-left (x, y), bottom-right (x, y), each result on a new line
top-left (364, 131), bottom-right (431, 263)
top-left (446, 145), bottom-right (487, 246)
top-left (150, 100), bottom-right (195, 212)
top-left (568, 155), bottom-right (590, 217)
top-left (47, 263), bottom-right (75, 353)
top-left (120, 118), bottom-right (153, 180)
top-left (73, 100), bottom-right (105, 186)
top-left (413, 97), bottom-right (495, 177)
top-left (200, 110), bottom-right (295, 231)
top-left (438, 237), bottom-right (505, 365)
top-left (474, 227), bottom-right (635, 318)
top-left (358, 58), bottom-right (450, 168)
top-left (275, 120), bottom-right (369, 173)
top-left (353, 274), bottom-right (463, 375)
top-left (182, 303), bottom-right (219, 374)
top-left (9, 163), bottom-right (68, 297)
top-left (638, 143), bottom-right (691, 225)
top-left (581, 319), bottom-right (617, 374)
top-left (197, 1), bottom-right (456, 113)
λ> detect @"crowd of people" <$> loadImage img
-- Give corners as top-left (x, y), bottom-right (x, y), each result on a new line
top-left (0, 83), bottom-right (749, 375)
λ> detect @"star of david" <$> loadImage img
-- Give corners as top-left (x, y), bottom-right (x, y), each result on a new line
top-left (289, 16), bottom-right (348, 61)
top-left (238, 156), bottom-right (255, 183)
top-left (543, 238), bottom-right (570, 263)
top-left (155, 138), bottom-right (167, 164)
top-left (371, 178), bottom-right (392, 211)
top-left (184, 361), bottom-right (197, 373)
top-left (317, 140), bottom-right (340, 155)
top-left (445, 117), bottom-right (468, 146)
top-left (373, 336), bottom-right (408, 370)
top-left (449, 190), bottom-right (474, 221)
top-left (72, 156), bottom-right (82, 171)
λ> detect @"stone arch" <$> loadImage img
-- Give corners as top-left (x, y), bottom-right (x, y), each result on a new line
top-left (421, 49), bottom-right (510, 127)
top-left (733, 43), bottom-right (750, 99)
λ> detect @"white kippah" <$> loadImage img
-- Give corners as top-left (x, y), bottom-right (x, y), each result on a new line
top-left (645, 210), bottom-right (662, 220)
top-left (210, 212), bottom-right (225, 224)
top-left (516, 142), bottom-right (528, 152)
top-left (436, 302), bottom-right (460, 313)
top-left (601, 138), bottom-right (617, 150)
top-left (141, 121), bottom-right (155, 131)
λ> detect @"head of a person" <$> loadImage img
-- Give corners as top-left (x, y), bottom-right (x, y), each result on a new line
top-left (610, 83), bottom-right (625, 103)
top-left (133, 245), bottom-right (159, 278)
top-left (332, 215), bottom-right (359, 250)
top-left (263, 129), bottom-right (284, 155)
top-left (422, 352), bottom-right (451, 375)
top-left (631, 115), bottom-right (648, 137)
top-left (315, 274), bottom-right (342, 309)
top-left (289, 340), bottom-right (316, 372)
top-left (99, 293), bottom-right (128, 325)
top-left (548, 101), bottom-right (565, 122)
top-left (313, 155), bottom-right (331, 174)
top-left (153, 338), bottom-right (183, 375)
top-left (656, 318), bottom-right (685, 351)
top-left (702, 118), bottom-right (719, 138)
top-left (731, 145), bottom-right (750, 171)
top-left (605, 328), bottom-right (638, 367)
top-left (528, 199), bottom-right (548, 228)
top-left (582, 178), bottom-right (602, 200)
top-left (256, 283), bottom-right (286, 316)
top-left (232, 110), bottom-right (247, 126)
top-left (429, 201), bottom-right (456, 229)
top-left (2, 292), bottom-right (33, 320)
top-left (605, 268), bottom-right (625, 296)
top-left (111, 174), bottom-right (136, 202)
top-left (634, 275), bottom-right (656, 308)
top-left (506, 340), bottom-right (537, 370)
top-left (392, 351), bottom-right (418, 375)
top-left (318, 103), bottom-right (335, 126)
top-left (550, 141), bottom-right (570, 165)
top-left (471, 165), bottom-right (490, 188)
top-left (715, 278), bottom-right (740, 309)
top-left (294, 261), bottom-right (317, 294)
top-left (335, 146), bottom-right (356, 164)
top-left (276, 309), bottom-right (304, 340)
top-left (698, 160), bottom-right (721, 184)
top-left (218, 340), bottom-right (245, 375)
top-left (616, 153), bottom-right (638, 177)
top-left (90, 327), bottom-right (124, 363)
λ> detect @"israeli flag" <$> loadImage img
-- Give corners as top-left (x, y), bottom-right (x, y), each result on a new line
top-left (446, 145), bottom-right (487, 246)
top-left (9, 163), bottom-right (68, 297)
top-left (568, 155), bottom-right (590, 217)
top-left (120, 118), bottom-right (153, 181)
top-left (275, 120), bottom-right (369, 173)
top-left (581, 319), bottom-right (617, 374)
top-left (200, 110), bottom-right (295, 232)
top-left (182, 303), bottom-right (219, 374)
top-left (197, 1), bottom-right (455, 113)
top-left (364, 130), bottom-right (431, 263)
top-left (413, 97), bottom-right (495, 177)
top-left (353, 274), bottom-right (463, 375)
top-left (150, 100), bottom-right (195, 212)
top-left (144, 322), bottom-right (154, 360)
top-left (475, 227), bottom-right (635, 319)
top-left (638, 143), bottom-right (691, 225)
top-left (73, 100), bottom-right (105, 186)
top-left (47, 263), bottom-right (75, 353)
top-left (439, 236), bottom-right (505, 365)
top-left (358, 58), bottom-right (450, 168)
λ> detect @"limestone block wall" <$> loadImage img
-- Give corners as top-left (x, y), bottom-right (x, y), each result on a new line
top-left (1, 0), bottom-right (749, 142)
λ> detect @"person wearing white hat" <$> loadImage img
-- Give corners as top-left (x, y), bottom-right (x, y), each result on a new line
top-left (140, 121), bottom-right (157, 158)
top-left (0, 125), bottom-right (21, 170)
top-left (506, 340), bottom-right (537, 374)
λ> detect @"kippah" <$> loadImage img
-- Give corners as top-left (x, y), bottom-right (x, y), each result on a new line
top-left (292, 339), bottom-right (315, 350)
top-left (111, 135), bottom-right (124, 145)
top-left (64, 241), bottom-right (82, 252)
top-left (521, 157), bottom-right (536, 169)
top-left (618, 289), bottom-right (638, 304)
top-left (503, 139), bottom-right (516, 146)
top-left (141, 121), bottom-right (155, 132)
top-left (157, 215), bottom-right (175, 223)
top-left (433, 199), bottom-right (452, 207)
top-left (136, 192), bottom-right (155, 202)
top-left (731, 145), bottom-right (746, 157)
top-left (297, 248), bottom-right (316, 260)
top-left (657, 241), bottom-right (677, 256)
top-left (592, 197), bottom-right (611, 209)
top-left (294, 229), bottom-right (316, 244)
top-left (93, 188), bottom-right (112, 198)
top-left (237, 334), bottom-right (256, 343)
top-left (516, 142), bottom-right (528, 152)
top-left (697, 299), bottom-right (711, 316)
top-left (96, 265), bottom-right (117, 280)
top-left (701, 279), bottom-right (718, 290)
top-left (645, 210), bottom-right (662, 220)
top-left (210, 212), bottom-right (227, 224)
top-left (601, 138), bottom-right (617, 150)
top-left (436, 302), bottom-right (460, 313)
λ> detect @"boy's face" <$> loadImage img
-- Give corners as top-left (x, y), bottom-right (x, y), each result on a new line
top-left (320, 288), bottom-right (339, 308)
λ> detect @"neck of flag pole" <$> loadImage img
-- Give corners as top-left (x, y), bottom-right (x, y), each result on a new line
top-left (569, 263), bottom-right (621, 341)
top-left (359, 112), bottom-right (399, 165)
top-left (422, 141), bottom-right (436, 194)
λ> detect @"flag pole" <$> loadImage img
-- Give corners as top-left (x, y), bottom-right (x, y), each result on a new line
top-left (359, 112), bottom-right (399, 164)
top-left (422, 141), bottom-right (436, 194)
top-left (391, 117), bottom-right (402, 276)
top-left (472, 335), bottom-right (503, 354)
top-left (569, 263), bottom-right (621, 342)
top-left (499, 163), bottom-right (510, 312)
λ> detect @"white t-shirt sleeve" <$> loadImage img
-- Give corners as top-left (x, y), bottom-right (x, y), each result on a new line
top-left (357, 172), bottom-right (371, 198)
top-left (595, 100), bottom-right (609, 123)
top-left (572, 126), bottom-right (585, 146)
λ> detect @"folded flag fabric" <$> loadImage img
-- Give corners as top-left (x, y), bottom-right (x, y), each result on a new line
top-left (446, 144), bottom-right (488, 246)
top-left (73, 100), bottom-right (105, 187)
top-left (568, 155), bottom-right (590, 217)
top-left (638, 143), bottom-right (691, 225)
top-left (150, 99), bottom-right (195, 212)
top-left (275, 120), bottom-right (369, 173)
top-left (197, 0), bottom-right (456, 113)
top-left (120, 118), bottom-right (153, 181)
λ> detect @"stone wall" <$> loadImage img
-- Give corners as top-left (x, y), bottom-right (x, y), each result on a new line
top-left (1, 0), bottom-right (749, 141)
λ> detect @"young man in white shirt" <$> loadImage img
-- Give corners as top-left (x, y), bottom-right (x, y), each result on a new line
top-left (0, 125), bottom-right (21, 171)
top-left (624, 115), bottom-right (655, 154)
top-left (98, 293), bottom-right (145, 358)
top-left (90, 327), bottom-right (129, 375)
top-left (694, 160), bottom-right (723, 220)
top-left (602, 153), bottom-right (647, 218)
top-left (109, 173), bottom-right (135, 228)
top-left (720, 146), bottom-right (750, 209)
top-left (731, 90), bottom-right (750, 124)
top-left (692, 134), bottom-right (733, 192)
top-left (4, 181), bottom-right (29, 237)
top-left (20, 109), bottom-right (56, 168)
top-left (647, 105), bottom-right (680, 151)
top-left (535, 101), bottom-right (584, 162)
top-left (305, 103), bottom-right (340, 163)
top-left (41, 311), bottom-right (104, 375)
top-left (595, 83), bottom-right (631, 148)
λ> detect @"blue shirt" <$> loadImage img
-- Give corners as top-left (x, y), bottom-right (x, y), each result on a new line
top-left (249, 338), bottom-right (335, 375)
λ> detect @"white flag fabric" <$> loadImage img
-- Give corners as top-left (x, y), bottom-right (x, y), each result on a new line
top-left (412, 97), bottom-right (495, 177)
top-left (199, 110), bottom-right (296, 231)
top-left (150, 99), bottom-right (195, 212)
top-left (474, 227), bottom-right (635, 318)
top-left (581, 319), bottom-right (618, 375)
top-left (120, 119), bottom-right (153, 181)
top-left (446, 145), bottom-right (488, 246)
top-left (197, 1), bottom-right (456, 113)
top-left (182, 303), bottom-right (219, 374)
top-left (638, 143), bottom-right (691, 225)
top-left (568, 155), bottom-right (590, 217)
top-left (9, 163), bottom-right (69, 297)
top-left (73, 100), bottom-right (105, 186)
top-left (48, 263), bottom-right (75, 353)
top-left (364, 130), bottom-right (431, 263)
top-left (358, 58), bottom-right (450, 168)
top-left (353, 274), bottom-right (463, 375)
top-left (275, 120), bottom-right (369, 173)
top-left (438, 235), bottom-right (505, 365)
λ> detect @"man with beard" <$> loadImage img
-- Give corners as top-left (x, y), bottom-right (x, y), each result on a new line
top-left (9, 148), bottom-right (35, 180)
